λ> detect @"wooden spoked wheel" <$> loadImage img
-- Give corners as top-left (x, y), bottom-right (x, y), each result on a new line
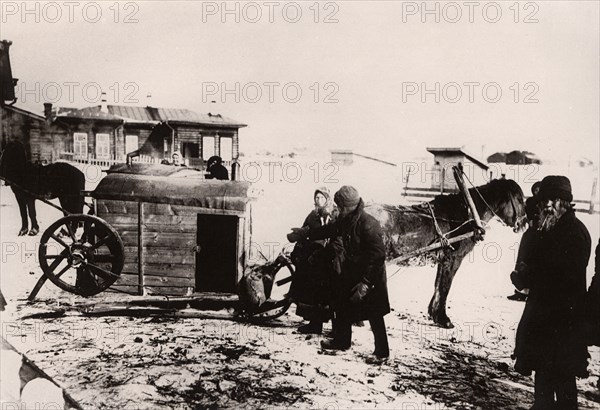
top-left (38, 214), bottom-right (124, 297)
top-left (248, 255), bottom-right (295, 322)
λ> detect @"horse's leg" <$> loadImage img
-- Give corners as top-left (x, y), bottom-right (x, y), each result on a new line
top-left (13, 190), bottom-right (29, 236)
top-left (26, 198), bottom-right (39, 236)
top-left (428, 243), bottom-right (473, 328)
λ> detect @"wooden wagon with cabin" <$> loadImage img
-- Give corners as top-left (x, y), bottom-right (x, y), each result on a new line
top-left (92, 164), bottom-right (253, 296)
top-left (29, 164), bottom-right (293, 319)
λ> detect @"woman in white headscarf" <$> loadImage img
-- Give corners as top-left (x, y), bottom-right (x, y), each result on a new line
top-left (289, 187), bottom-right (338, 334)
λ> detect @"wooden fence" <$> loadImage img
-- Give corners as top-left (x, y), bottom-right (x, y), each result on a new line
top-left (403, 182), bottom-right (600, 215)
top-left (58, 151), bottom-right (232, 174)
top-left (60, 152), bottom-right (161, 169)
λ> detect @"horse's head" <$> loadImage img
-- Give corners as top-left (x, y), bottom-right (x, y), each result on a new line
top-left (474, 179), bottom-right (526, 231)
top-left (0, 141), bottom-right (27, 182)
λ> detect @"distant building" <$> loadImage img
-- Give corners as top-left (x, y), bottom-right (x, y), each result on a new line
top-left (505, 150), bottom-right (541, 165)
top-left (427, 147), bottom-right (489, 191)
top-left (487, 150), bottom-right (542, 165)
top-left (487, 152), bottom-right (507, 163)
top-left (330, 149), bottom-right (355, 166)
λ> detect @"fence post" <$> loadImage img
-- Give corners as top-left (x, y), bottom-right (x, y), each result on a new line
top-left (440, 168), bottom-right (445, 194)
top-left (403, 170), bottom-right (410, 197)
top-left (590, 176), bottom-right (598, 214)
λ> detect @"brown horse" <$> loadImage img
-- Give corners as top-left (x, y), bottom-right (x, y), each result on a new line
top-left (0, 141), bottom-right (85, 236)
top-left (365, 178), bottom-right (526, 328)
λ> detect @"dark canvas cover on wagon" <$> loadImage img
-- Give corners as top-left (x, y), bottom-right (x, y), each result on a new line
top-left (92, 164), bottom-right (254, 296)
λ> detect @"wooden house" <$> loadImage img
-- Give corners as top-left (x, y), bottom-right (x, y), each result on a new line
top-left (92, 164), bottom-right (255, 296)
top-left (427, 147), bottom-right (489, 191)
top-left (47, 104), bottom-right (247, 172)
top-left (0, 104), bottom-right (68, 163)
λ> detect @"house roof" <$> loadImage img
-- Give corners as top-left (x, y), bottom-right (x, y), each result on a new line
top-left (55, 106), bottom-right (124, 122)
top-left (2, 104), bottom-right (45, 121)
top-left (426, 147), bottom-right (489, 170)
top-left (55, 105), bottom-right (247, 128)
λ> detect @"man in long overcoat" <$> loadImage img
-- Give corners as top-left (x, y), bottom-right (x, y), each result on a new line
top-left (288, 185), bottom-right (390, 359)
top-left (512, 175), bottom-right (591, 409)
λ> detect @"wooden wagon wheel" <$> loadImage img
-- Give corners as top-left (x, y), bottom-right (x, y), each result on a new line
top-left (247, 256), bottom-right (295, 322)
top-left (38, 214), bottom-right (124, 297)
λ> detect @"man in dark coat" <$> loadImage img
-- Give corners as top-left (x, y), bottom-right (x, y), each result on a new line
top-left (288, 185), bottom-right (390, 359)
top-left (206, 156), bottom-right (229, 180)
top-left (512, 175), bottom-right (591, 409)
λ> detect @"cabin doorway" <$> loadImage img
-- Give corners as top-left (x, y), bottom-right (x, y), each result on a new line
top-left (195, 214), bottom-right (238, 293)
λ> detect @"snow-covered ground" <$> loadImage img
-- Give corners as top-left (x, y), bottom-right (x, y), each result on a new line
top-left (1, 157), bottom-right (599, 409)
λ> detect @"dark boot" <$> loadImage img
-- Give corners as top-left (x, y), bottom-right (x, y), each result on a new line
top-left (320, 338), bottom-right (351, 351)
top-left (297, 321), bottom-right (323, 334)
top-left (321, 317), bottom-right (351, 350)
top-left (507, 290), bottom-right (528, 301)
top-left (370, 315), bottom-right (389, 358)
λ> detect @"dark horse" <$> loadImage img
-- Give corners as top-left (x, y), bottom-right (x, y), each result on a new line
top-left (0, 141), bottom-right (85, 236)
top-left (365, 178), bottom-right (526, 328)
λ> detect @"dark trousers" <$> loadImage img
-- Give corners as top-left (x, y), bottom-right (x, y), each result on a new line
top-left (533, 368), bottom-right (577, 410)
top-left (334, 314), bottom-right (389, 354)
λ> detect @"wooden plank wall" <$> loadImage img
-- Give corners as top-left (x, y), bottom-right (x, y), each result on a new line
top-left (97, 200), bottom-right (197, 296)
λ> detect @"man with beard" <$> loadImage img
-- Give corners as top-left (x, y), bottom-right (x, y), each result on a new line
top-left (287, 186), bottom-right (390, 360)
top-left (512, 175), bottom-right (591, 409)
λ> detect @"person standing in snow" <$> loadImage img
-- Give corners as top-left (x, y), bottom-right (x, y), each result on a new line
top-left (289, 187), bottom-right (338, 334)
top-left (288, 185), bottom-right (390, 360)
top-left (512, 175), bottom-right (591, 409)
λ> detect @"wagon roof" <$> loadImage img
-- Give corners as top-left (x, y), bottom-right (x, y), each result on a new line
top-left (93, 165), bottom-right (255, 211)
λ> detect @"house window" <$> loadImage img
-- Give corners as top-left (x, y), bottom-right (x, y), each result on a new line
top-left (96, 133), bottom-right (110, 159)
top-left (73, 132), bottom-right (88, 158)
top-left (220, 137), bottom-right (232, 161)
top-left (202, 136), bottom-right (215, 160)
top-left (125, 135), bottom-right (138, 155)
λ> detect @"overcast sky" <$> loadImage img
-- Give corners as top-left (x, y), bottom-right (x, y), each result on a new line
top-left (2, 1), bottom-right (598, 162)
